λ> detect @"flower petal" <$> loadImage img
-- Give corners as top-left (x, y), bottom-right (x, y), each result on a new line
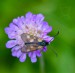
top-left (42, 21), bottom-right (52, 33)
top-left (28, 52), bottom-right (36, 58)
top-left (31, 57), bottom-right (37, 63)
top-left (5, 26), bottom-right (18, 39)
top-left (36, 14), bottom-right (44, 23)
top-left (42, 47), bottom-right (47, 52)
top-left (28, 52), bottom-right (32, 57)
top-left (12, 51), bottom-right (17, 57)
top-left (25, 12), bottom-right (32, 18)
top-left (19, 53), bottom-right (26, 62)
top-left (16, 36), bottom-right (24, 47)
top-left (6, 40), bottom-right (17, 48)
top-left (43, 36), bottom-right (54, 42)
top-left (13, 17), bottom-right (23, 29)
top-left (30, 51), bottom-right (37, 63)
top-left (31, 51), bottom-right (36, 58)
top-left (36, 50), bottom-right (42, 57)
top-left (13, 18), bottom-right (18, 25)
top-left (11, 46), bottom-right (21, 52)
top-left (9, 23), bottom-right (19, 31)
top-left (16, 50), bottom-right (22, 58)
top-left (25, 12), bottom-right (34, 24)
top-left (20, 16), bottom-right (25, 23)
top-left (8, 32), bottom-right (17, 39)
top-left (5, 27), bottom-right (12, 34)
top-left (43, 26), bottom-right (52, 34)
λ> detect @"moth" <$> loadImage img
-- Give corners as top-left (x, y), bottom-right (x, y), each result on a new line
top-left (21, 31), bottom-right (59, 54)
top-left (25, 31), bottom-right (59, 46)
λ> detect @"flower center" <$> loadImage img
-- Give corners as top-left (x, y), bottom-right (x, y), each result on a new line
top-left (21, 33), bottom-right (43, 53)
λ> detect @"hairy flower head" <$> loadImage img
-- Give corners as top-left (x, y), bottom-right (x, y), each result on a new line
top-left (5, 12), bottom-right (54, 63)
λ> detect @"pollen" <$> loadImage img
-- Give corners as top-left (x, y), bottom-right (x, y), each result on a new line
top-left (27, 35), bottom-right (30, 39)
top-left (38, 38), bottom-right (43, 42)
top-left (30, 46), bottom-right (34, 48)
top-left (27, 49), bottom-right (30, 52)
top-left (30, 39), bottom-right (34, 42)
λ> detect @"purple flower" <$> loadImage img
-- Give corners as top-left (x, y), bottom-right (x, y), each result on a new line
top-left (5, 12), bottom-right (54, 63)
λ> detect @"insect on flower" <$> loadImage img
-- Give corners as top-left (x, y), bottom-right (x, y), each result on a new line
top-left (24, 31), bottom-right (59, 53)
top-left (5, 12), bottom-right (57, 63)
top-left (24, 31), bottom-right (59, 55)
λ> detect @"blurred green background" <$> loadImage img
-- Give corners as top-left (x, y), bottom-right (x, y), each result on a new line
top-left (0, 0), bottom-right (75, 73)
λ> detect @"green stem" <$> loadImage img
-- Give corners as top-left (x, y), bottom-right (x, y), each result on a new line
top-left (40, 54), bottom-right (45, 73)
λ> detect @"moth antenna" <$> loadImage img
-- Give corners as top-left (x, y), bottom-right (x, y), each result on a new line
top-left (50, 46), bottom-right (58, 57)
top-left (48, 31), bottom-right (59, 56)
top-left (54, 31), bottom-right (59, 37)
top-left (48, 31), bottom-right (59, 43)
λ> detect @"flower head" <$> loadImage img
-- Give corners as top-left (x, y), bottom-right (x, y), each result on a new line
top-left (5, 12), bottom-right (54, 63)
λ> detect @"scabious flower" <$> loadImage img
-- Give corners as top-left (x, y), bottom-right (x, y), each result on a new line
top-left (5, 12), bottom-right (54, 63)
